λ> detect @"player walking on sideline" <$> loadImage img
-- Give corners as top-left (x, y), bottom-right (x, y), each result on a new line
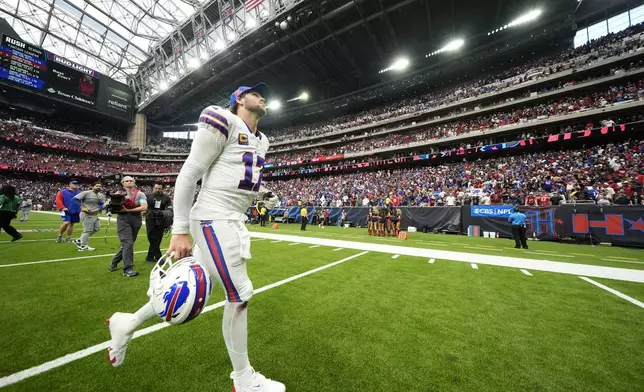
top-left (19, 194), bottom-right (32, 222)
top-left (105, 83), bottom-right (283, 392)
top-left (73, 181), bottom-right (105, 251)
top-left (56, 180), bottom-right (81, 243)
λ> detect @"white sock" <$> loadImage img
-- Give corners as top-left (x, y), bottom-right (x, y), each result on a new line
top-left (133, 302), bottom-right (157, 327)
top-left (223, 301), bottom-right (251, 383)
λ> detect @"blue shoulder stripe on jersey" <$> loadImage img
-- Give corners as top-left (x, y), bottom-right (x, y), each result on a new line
top-left (199, 116), bottom-right (229, 138)
top-left (202, 109), bottom-right (229, 126)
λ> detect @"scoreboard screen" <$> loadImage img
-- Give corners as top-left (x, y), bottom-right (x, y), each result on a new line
top-left (46, 53), bottom-right (100, 106)
top-left (0, 35), bottom-right (47, 90)
top-left (0, 34), bottom-right (134, 121)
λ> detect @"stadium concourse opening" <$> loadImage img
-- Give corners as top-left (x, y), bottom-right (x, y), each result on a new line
top-left (1, 0), bottom-right (644, 390)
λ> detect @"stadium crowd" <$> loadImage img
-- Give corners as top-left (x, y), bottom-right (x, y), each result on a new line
top-left (0, 105), bottom-right (129, 142)
top-left (0, 120), bottom-right (133, 155)
top-left (266, 77), bottom-right (642, 166)
top-left (265, 22), bottom-right (644, 143)
top-left (264, 139), bottom-right (644, 207)
top-left (3, 139), bottom-right (642, 212)
top-left (3, 147), bottom-right (182, 177)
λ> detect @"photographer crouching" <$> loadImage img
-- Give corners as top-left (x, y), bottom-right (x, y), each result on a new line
top-left (107, 176), bottom-right (148, 277)
top-left (145, 181), bottom-right (173, 262)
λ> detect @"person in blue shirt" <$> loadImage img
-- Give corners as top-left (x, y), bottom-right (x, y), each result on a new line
top-left (508, 208), bottom-right (528, 249)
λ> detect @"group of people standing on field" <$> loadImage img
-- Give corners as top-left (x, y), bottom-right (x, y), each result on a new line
top-left (368, 206), bottom-right (401, 237)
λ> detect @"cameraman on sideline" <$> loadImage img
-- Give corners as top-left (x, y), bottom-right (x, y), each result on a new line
top-left (145, 181), bottom-right (173, 262)
top-left (108, 176), bottom-right (148, 277)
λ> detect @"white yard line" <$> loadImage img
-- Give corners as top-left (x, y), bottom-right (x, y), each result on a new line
top-left (601, 258), bottom-right (644, 265)
top-left (471, 263), bottom-right (478, 270)
top-left (248, 231), bottom-right (644, 283)
top-left (288, 242), bottom-right (299, 246)
top-left (0, 250), bottom-right (149, 268)
top-left (520, 269), bottom-right (533, 276)
top-left (308, 245), bottom-right (320, 248)
top-left (580, 277), bottom-right (644, 309)
top-left (525, 251), bottom-right (573, 258)
top-left (391, 254), bottom-right (400, 259)
top-left (332, 248), bottom-right (343, 251)
top-left (251, 238), bottom-right (266, 242)
top-left (0, 251), bottom-right (368, 388)
top-left (270, 240), bottom-right (283, 244)
top-left (428, 258), bottom-right (435, 264)
top-left (0, 236), bottom-right (119, 244)
top-left (464, 246), bottom-right (503, 252)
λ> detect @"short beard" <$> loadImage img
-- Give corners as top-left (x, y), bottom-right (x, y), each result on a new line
top-left (249, 104), bottom-right (267, 118)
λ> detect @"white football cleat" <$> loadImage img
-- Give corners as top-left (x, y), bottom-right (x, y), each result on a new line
top-left (232, 368), bottom-right (285, 392)
top-left (78, 245), bottom-right (96, 252)
top-left (106, 312), bottom-right (136, 367)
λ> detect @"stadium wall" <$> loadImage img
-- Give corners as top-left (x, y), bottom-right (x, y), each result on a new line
top-left (268, 206), bottom-right (644, 247)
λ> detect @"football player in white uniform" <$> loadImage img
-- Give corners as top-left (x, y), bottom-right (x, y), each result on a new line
top-left (106, 83), bottom-right (283, 392)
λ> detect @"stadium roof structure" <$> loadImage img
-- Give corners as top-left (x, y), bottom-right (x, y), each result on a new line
top-left (0, 0), bottom-right (203, 82)
top-left (0, 0), bottom-right (637, 127)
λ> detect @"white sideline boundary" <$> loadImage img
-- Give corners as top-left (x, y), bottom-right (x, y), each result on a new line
top-left (0, 251), bottom-right (368, 388)
top-left (580, 277), bottom-right (644, 309)
top-left (248, 232), bottom-right (644, 283)
top-left (0, 251), bottom-right (150, 268)
top-left (33, 211), bottom-right (146, 225)
top-left (0, 236), bottom-right (119, 244)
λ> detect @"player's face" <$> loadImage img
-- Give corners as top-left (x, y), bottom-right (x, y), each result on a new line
top-left (154, 185), bottom-right (163, 194)
top-left (70, 183), bottom-right (78, 190)
top-left (123, 179), bottom-right (135, 188)
top-left (92, 184), bottom-right (101, 192)
top-left (241, 91), bottom-right (266, 117)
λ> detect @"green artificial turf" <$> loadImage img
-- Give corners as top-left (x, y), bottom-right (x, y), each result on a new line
top-left (1, 212), bottom-right (642, 391)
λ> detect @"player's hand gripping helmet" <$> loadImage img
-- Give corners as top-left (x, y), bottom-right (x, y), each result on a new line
top-left (150, 254), bottom-right (213, 325)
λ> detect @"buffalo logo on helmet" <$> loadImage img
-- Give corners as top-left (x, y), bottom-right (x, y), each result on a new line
top-left (158, 281), bottom-right (190, 321)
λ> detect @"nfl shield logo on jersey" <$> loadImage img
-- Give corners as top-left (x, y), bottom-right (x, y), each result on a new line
top-left (238, 134), bottom-right (249, 145)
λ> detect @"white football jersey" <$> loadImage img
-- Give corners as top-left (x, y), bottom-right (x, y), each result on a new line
top-left (171, 105), bottom-right (270, 234)
top-left (191, 105), bottom-right (269, 220)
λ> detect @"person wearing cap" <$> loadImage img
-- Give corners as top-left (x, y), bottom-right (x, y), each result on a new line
top-left (105, 83), bottom-right (284, 392)
top-left (55, 180), bottom-right (81, 243)
top-left (108, 176), bottom-right (148, 277)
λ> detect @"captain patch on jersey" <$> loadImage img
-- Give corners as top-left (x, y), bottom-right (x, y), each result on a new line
top-left (238, 134), bottom-right (249, 145)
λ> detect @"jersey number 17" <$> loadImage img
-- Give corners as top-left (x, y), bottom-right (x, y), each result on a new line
top-left (238, 152), bottom-right (265, 192)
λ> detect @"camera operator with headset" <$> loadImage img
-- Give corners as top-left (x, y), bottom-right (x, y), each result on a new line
top-left (145, 181), bottom-right (173, 262)
top-left (107, 176), bottom-right (148, 277)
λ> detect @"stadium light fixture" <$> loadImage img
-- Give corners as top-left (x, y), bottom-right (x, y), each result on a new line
top-left (215, 40), bottom-right (226, 51)
top-left (379, 57), bottom-right (410, 73)
top-left (200, 51), bottom-right (209, 60)
top-left (188, 58), bottom-right (201, 69)
top-left (246, 18), bottom-right (257, 29)
top-left (442, 39), bottom-right (464, 52)
top-left (287, 92), bottom-right (310, 102)
top-left (159, 81), bottom-right (169, 90)
top-left (425, 39), bottom-right (464, 57)
top-left (489, 9), bottom-right (542, 35)
top-left (169, 75), bottom-right (177, 82)
top-left (267, 100), bottom-right (281, 110)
